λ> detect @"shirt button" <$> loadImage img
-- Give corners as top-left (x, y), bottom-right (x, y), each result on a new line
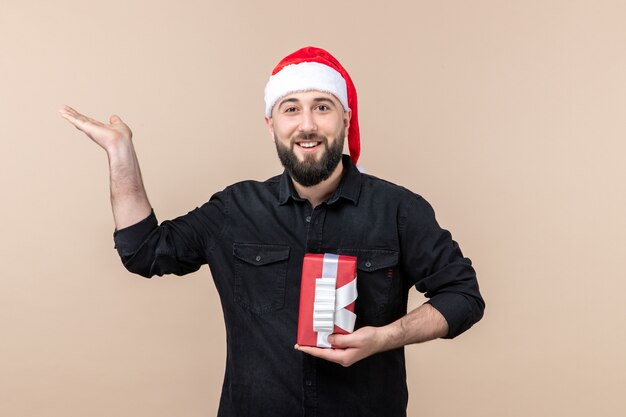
top-left (255, 255), bottom-right (262, 262)
top-left (305, 216), bottom-right (311, 223)
top-left (365, 261), bottom-right (372, 268)
top-left (305, 380), bottom-right (313, 386)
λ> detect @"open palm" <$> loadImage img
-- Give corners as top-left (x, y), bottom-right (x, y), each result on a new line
top-left (59, 105), bottom-right (132, 152)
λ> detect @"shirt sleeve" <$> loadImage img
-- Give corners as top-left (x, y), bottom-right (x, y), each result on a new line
top-left (399, 193), bottom-right (485, 338)
top-left (112, 188), bottom-right (229, 278)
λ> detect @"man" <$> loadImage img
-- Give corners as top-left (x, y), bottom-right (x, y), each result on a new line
top-left (60, 46), bottom-right (484, 417)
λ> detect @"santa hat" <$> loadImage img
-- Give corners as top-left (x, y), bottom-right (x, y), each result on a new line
top-left (264, 46), bottom-right (361, 165)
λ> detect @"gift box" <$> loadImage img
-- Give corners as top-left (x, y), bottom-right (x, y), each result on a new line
top-left (297, 253), bottom-right (358, 348)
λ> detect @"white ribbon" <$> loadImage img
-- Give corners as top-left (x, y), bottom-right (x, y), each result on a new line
top-left (312, 254), bottom-right (358, 348)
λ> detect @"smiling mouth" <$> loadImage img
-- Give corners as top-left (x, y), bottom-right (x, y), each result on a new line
top-left (296, 141), bottom-right (322, 150)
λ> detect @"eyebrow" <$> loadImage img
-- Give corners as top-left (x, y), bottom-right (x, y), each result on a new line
top-left (277, 98), bottom-right (299, 108)
top-left (312, 97), bottom-right (336, 105)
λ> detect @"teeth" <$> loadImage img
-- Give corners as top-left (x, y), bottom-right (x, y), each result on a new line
top-left (299, 142), bottom-right (319, 148)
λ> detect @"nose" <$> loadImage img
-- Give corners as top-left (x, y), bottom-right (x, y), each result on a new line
top-left (298, 108), bottom-right (317, 134)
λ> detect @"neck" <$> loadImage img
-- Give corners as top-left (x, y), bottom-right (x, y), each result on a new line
top-left (292, 160), bottom-right (345, 208)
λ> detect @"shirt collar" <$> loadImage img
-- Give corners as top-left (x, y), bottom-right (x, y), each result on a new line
top-left (278, 154), bottom-right (362, 206)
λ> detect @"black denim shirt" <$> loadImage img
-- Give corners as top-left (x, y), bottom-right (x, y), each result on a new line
top-left (113, 155), bottom-right (484, 417)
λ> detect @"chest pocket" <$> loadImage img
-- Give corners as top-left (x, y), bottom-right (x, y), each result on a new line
top-left (338, 249), bottom-right (399, 326)
top-left (233, 243), bottom-right (290, 314)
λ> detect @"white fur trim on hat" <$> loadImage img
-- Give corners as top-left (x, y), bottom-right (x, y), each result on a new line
top-left (264, 62), bottom-right (349, 117)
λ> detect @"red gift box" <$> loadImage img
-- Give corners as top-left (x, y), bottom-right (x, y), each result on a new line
top-left (297, 253), bottom-right (358, 348)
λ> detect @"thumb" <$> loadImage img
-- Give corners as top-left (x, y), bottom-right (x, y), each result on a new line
top-left (109, 114), bottom-right (122, 124)
top-left (328, 333), bottom-right (352, 348)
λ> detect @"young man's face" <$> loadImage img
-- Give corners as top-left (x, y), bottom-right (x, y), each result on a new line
top-left (265, 90), bottom-right (351, 186)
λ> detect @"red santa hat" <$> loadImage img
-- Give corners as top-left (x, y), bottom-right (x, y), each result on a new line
top-left (264, 46), bottom-right (361, 165)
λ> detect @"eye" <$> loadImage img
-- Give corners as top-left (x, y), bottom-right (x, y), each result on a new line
top-left (317, 104), bottom-right (330, 111)
top-left (284, 106), bottom-right (297, 113)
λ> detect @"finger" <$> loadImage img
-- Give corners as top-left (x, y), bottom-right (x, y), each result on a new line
top-left (60, 112), bottom-right (106, 137)
top-left (58, 104), bottom-right (73, 114)
top-left (59, 105), bottom-right (86, 122)
top-left (60, 106), bottom-right (99, 125)
top-left (59, 105), bottom-right (82, 117)
top-left (59, 111), bottom-right (88, 129)
top-left (296, 345), bottom-right (346, 361)
top-left (59, 105), bottom-right (99, 125)
top-left (328, 333), bottom-right (357, 348)
top-left (298, 345), bottom-right (360, 367)
top-left (109, 114), bottom-right (123, 124)
top-left (295, 343), bottom-right (346, 352)
top-left (60, 106), bottom-right (111, 127)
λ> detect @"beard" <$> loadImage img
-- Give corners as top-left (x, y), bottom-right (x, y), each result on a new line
top-left (274, 129), bottom-right (345, 187)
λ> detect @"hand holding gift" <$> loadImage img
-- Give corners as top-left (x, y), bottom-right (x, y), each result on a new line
top-left (296, 253), bottom-right (390, 367)
top-left (295, 326), bottom-right (387, 367)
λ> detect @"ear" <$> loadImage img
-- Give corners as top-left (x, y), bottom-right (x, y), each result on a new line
top-left (264, 116), bottom-right (275, 141)
top-left (343, 109), bottom-right (352, 130)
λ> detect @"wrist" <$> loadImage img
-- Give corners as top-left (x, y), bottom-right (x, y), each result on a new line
top-left (106, 139), bottom-right (133, 156)
top-left (106, 141), bottom-right (136, 166)
top-left (376, 322), bottom-right (404, 353)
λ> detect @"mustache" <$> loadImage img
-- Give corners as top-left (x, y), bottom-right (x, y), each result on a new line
top-left (293, 133), bottom-right (328, 143)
